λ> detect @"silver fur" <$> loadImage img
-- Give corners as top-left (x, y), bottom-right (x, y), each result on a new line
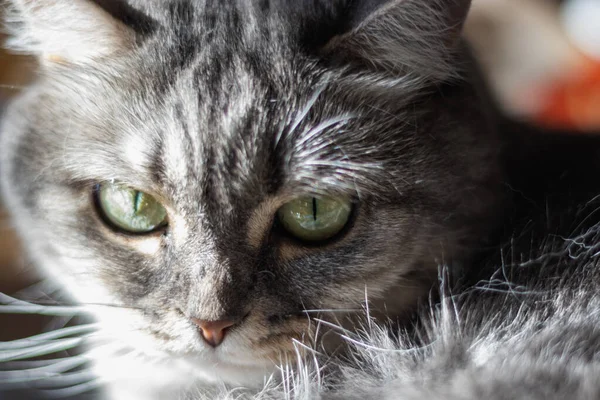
top-left (2, 0), bottom-right (599, 399)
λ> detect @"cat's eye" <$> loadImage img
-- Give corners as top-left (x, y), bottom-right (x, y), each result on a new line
top-left (277, 196), bottom-right (352, 242)
top-left (96, 183), bottom-right (168, 234)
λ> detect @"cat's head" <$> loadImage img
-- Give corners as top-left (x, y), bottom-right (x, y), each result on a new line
top-left (1, 0), bottom-right (501, 385)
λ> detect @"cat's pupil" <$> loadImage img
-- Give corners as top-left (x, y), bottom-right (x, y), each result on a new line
top-left (134, 191), bottom-right (143, 214)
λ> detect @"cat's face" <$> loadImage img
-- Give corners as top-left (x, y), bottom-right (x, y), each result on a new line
top-left (1, 0), bottom-right (500, 384)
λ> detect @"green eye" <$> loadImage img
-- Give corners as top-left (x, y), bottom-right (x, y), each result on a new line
top-left (97, 183), bottom-right (168, 233)
top-left (277, 196), bottom-right (352, 242)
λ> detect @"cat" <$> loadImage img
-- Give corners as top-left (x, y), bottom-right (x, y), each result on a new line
top-left (1, 0), bottom-right (600, 399)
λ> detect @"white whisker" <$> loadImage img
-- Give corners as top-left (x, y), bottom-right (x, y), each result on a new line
top-left (0, 355), bottom-right (88, 376)
top-left (0, 324), bottom-right (99, 351)
top-left (0, 304), bottom-right (92, 316)
top-left (364, 285), bottom-right (372, 331)
top-left (339, 334), bottom-right (428, 354)
top-left (0, 370), bottom-right (96, 391)
top-left (291, 339), bottom-right (322, 357)
top-left (0, 337), bottom-right (86, 363)
top-left (37, 379), bottom-right (102, 399)
top-left (301, 308), bottom-right (360, 314)
top-left (312, 318), bottom-right (353, 335)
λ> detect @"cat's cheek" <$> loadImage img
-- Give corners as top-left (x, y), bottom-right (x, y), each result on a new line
top-left (1, 194), bottom-right (113, 307)
top-left (293, 207), bottom-right (440, 317)
top-left (93, 307), bottom-right (190, 351)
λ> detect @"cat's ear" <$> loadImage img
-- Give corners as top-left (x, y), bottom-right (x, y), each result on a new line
top-left (4, 0), bottom-right (134, 65)
top-left (323, 0), bottom-right (472, 80)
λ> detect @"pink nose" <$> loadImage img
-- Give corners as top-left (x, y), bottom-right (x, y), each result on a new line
top-left (191, 319), bottom-right (237, 347)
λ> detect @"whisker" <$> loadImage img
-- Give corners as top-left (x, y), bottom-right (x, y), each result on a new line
top-left (0, 292), bottom-right (38, 306)
top-left (13, 281), bottom-right (63, 303)
top-left (340, 333), bottom-right (437, 354)
top-left (311, 318), bottom-right (354, 335)
top-left (291, 339), bottom-right (322, 357)
top-left (0, 355), bottom-right (88, 375)
top-left (301, 308), bottom-right (360, 314)
top-left (364, 285), bottom-right (373, 332)
top-left (0, 291), bottom-right (143, 314)
top-left (0, 327), bottom-right (137, 364)
top-left (0, 370), bottom-right (97, 391)
top-left (38, 379), bottom-right (103, 399)
top-left (340, 334), bottom-right (389, 352)
top-left (0, 337), bottom-right (87, 363)
top-left (313, 319), bottom-right (323, 350)
top-left (0, 304), bottom-right (91, 316)
top-left (0, 324), bottom-right (99, 352)
top-left (14, 301), bottom-right (142, 311)
top-left (0, 358), bottom-right (80, 371)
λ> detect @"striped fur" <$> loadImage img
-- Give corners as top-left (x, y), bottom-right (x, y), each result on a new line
top-left (2, 1), bottom-right (600, 399)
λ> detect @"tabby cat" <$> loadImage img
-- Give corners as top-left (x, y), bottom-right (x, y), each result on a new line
top-left (2, 0), bottom-right (600, 399)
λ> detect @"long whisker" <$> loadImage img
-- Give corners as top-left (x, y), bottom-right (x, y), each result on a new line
top-left (0, 324), bottom-right (100, 351)
top-left (339, 333), bottom-right (438, 355)
top-left (13, 280), bottom-right (63, 301)
top-left (0, 292), bottom-right (143, 313)
top-left (0, 370), bottom-right (97, 391)
top-left (0, 358), bottom-right (83, 371)
top-left (0, 304), bottom-right (91, 317)
top-left (0, 324), bottom-right (141, 398)
top-left (364, 285), bottom-right (373, 331)
top-left (0, 355), bottom-right (88, 376)
top-left (311, 318), bottom-right (354, 336)
top-left (0, 337), bottom-right (87, 363)
top-left (6, 301), bottom-right (143, 310)
top-left (291, 339), bottom-right (322, 357)
top-left (301, 308), bottom-right (360, 314)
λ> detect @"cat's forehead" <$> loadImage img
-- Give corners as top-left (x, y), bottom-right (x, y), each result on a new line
top-left (113, 9), bottom-right (336, 195)
top-left (108, 36), bottom-right (328, 214)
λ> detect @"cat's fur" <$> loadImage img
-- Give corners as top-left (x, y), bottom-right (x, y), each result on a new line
top-left (2, 0), bottom-right (600, 399)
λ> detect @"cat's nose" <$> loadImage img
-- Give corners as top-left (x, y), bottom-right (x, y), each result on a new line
top-left (191, 318), bottom-right (237, 347)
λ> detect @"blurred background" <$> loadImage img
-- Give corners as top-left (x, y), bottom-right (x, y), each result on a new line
top-left (0, 0), bottom-right (600, 337)
top-left (467, 0), bottom-right (600, 129)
